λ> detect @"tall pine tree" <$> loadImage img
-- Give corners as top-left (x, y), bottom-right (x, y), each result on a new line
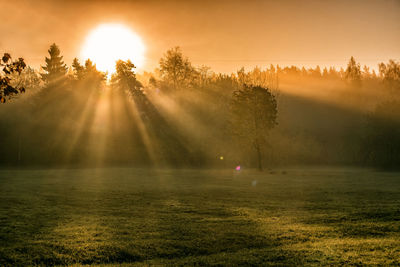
top-left (41, 43), bottom-right (67, 84)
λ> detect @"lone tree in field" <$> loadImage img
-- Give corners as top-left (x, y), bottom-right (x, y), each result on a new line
top-left (0, 53), bottom-right (26, 103)
top-left (41, 43), bottom-right (67, 84)
top-left (159, 47), bottom-right (197, 91)
top-left (231, 85), bottom-right (277, 171)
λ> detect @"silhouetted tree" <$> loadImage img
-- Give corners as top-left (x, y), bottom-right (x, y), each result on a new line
top-left (197, 65), bottom-right (212, 87)
top-left (236, 66), bottom-right (280, 94)
top-left (363, 65), bottom-right (371, 79)
top-left (71, 58), bottom-right (106, 86)
top-left (231, 85), bottom-right (277, 171)
top-left (0, 53), bottom-right (26, 103)
top-left (378, 60), bottom-right (400, 92)
top-left (112, 60), bottom-right (143, 96)
top-left (71, 58), bottom-right (85, 80)
top-left (41, 43), bottom-right (67, 84)
top-left (345, 56), bottom-right (361, 86)
top-left (159, 47), bottom-right (197, 90)
top-left (111, 60), bottom-right (151, 119)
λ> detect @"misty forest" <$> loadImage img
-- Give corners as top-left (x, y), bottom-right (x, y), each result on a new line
top-left (1, 0), bottom-right (400, 266)
top-left (1, 46), bottom-right (400, 170)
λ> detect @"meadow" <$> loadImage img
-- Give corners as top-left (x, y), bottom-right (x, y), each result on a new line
top-left (0, 167), bottom-right (399, 266)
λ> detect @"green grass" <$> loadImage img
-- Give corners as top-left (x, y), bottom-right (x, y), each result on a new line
top-left (0, 167), bottom-right (399, 266)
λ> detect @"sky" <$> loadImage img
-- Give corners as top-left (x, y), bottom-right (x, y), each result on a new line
top-left (1, 0), bottom-right (399, 73)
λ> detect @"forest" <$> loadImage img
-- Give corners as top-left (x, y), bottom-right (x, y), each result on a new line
top-left (1, 44), bottom-right (400, 170)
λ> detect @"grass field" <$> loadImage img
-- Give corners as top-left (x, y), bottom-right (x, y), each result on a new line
top-left (0, 167), bottom-right (399, 266)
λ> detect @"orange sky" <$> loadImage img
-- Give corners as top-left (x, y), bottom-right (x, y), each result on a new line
top-left (1, 0), bottom-right (399, 73)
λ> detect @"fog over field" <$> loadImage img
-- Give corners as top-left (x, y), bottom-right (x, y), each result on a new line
top-left (0, 0), bottom-right (399, 266)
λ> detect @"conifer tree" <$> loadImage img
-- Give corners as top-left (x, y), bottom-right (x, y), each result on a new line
top-left (71, 58), bottom-right (84, 80)
top-left (41, 43), bottom-right (67, 84)
top-left (71, 58), bottom-right (105, 83)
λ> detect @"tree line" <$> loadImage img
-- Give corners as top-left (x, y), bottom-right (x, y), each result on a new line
top-left (0, 44), bottom-right (399, 170)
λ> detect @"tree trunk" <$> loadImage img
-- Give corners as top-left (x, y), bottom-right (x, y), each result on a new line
top-left (255, 142), bottom-right (263, 171)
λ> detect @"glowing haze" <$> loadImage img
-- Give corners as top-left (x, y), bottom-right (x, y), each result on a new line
top-left (80, 24), bottom-right (145, 74)
top-left (1, 0), bottom-right (399, 73)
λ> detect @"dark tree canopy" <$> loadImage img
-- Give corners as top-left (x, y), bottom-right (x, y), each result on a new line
top-left (364, 100), bottom-right (400, 169)
top-left (71, 58), bottom-right (106, 84)
top-left (71, 58), bottom-right (85, 80)
top-left (1, 40), bottom-right (399, 172)
top-left (111, 60), bottom-right (156, 126)
top-left (231, 85), bottom-right (278, 170)
top-left (41, 43), bottom-right (67, 84)
top-left (112, 60), bottom-right (143, 96)
top-left (0, 53), bottom-right (26, 103)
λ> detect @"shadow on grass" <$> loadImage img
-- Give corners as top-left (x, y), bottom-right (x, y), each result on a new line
top-left (1, 168), bottom-right (400, 266)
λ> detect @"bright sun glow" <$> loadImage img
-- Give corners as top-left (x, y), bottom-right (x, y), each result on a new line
top-left (80, 24), bottom-right (145, 74)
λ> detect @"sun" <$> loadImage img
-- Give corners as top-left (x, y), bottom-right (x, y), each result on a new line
top-left (80, 24), bottom-right (146, 74)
